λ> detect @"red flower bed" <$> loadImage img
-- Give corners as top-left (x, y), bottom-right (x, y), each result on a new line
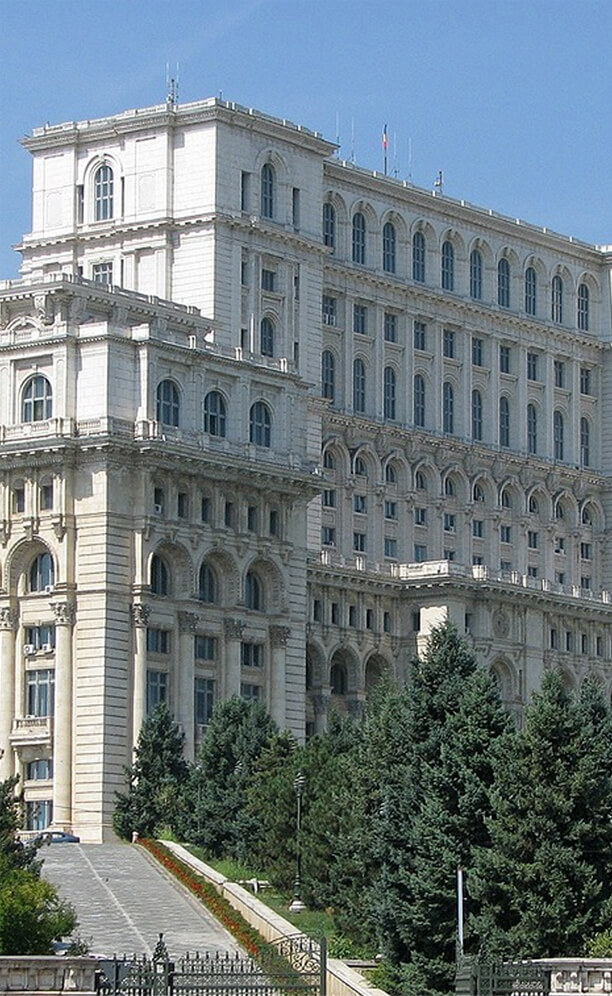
top-left (138, 838), bottom-right (267, 959)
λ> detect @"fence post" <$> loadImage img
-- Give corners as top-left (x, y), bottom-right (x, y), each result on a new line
top-left (320, 937), bottom-right (327, 996)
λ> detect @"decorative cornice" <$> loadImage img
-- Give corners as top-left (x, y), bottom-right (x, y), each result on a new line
top-left (50, 600), bottom-right (76, 627)
top-left (131, 603), bottom-right (151, 628)
top-left (269, 625), bottom-right (290, 648)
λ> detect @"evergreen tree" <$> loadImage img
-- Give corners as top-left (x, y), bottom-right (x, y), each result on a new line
top-left (244, 730), bottom-right (300, 888)
top-left (182, 697), bottom-right (277, 859)
top-left (471, 669), bottom-right (612, 957)
top-left (0, 776), bottom-right (40, 872)
top-left (113, 704), bottom-right (189, 838)
top-left (374, 622), bottom-right (512, 996)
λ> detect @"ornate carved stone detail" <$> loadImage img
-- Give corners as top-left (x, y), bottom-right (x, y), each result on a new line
top-left (131, 603), bottom-right (151, 628)
top-left (224, 617), bottom-right (245, 640)
top-left (0, 607), bottom-right (17, 631)
top-left (178, 611), bottom-right (198, 634)
top-left (492, 609), bottom-right (510, 639)
top-left (51, 601), bottom-right (76, 627)
top-left (269, 625), bottom-right (290, 648)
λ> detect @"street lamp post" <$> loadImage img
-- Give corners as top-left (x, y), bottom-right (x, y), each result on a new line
top-left (289, 771), bottom-right (306, 912)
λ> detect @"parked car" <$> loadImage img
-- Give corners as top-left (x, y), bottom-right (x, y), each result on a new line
top-left (35, 830), bottom-right (80, 845)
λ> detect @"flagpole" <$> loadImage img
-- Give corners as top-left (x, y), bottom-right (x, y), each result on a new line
top-left (382, 124), bottom-right (388, 176)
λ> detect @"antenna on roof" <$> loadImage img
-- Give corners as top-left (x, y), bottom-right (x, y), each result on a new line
top-left (335, 111), bottom-right (340, 153)
top-left (433, 169), bottom-right (444, 195)
top-left (166, 62), bottom-right (179, 109)
top-left (350, 117), bottom-right (355, 164)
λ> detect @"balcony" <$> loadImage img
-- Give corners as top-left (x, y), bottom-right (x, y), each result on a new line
top-left (10, 716), bottom-right (53, 749)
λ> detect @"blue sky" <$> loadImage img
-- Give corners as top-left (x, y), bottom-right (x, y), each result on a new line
top-left (1, 0), bottom-right (611, 278)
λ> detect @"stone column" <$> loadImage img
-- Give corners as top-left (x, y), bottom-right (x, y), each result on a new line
top-left (177, 611), bottom-right (197, 761)
top-left (313, 691), bottom-right (330, 734)
top-left (269, 626), bottom-right (290, 728)
top-left (223, 618), bottom-right (244, 699)
top-left (130, 603), bottom-right (151, 749)
top-left (51, 600), bottom-right (75, 829)
top-left (0, 608), bottom-right (17, 781)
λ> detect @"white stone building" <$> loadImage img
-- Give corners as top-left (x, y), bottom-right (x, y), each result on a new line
top-left (1, 95), bottom-right (611, 839)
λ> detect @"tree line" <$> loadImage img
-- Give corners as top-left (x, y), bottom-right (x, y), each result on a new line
top-left (115, 622), bottom-right (612, 995)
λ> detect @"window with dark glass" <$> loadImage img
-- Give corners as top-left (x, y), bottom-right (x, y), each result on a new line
top-left (441, 240), bottom-right (454, 291)
top-left (414, 374), bottom-right (425, 427)
top-left (203, 390), bottom-right (226, 437)
top-left (383, 366), bottom-right (396, 420)
top-left (322, 295), bottom-right (337, 325)
top-left (554, 410), bottom-right (564, 460)
top-left (156, 380), bottom-right (179, 427)
top-left (321, 351), bottom-right (335, 401)
top-left (250, 401), bottom-right (271, 447)
top-left (23, 376), bottom-right (52, 423)
top-left (323, 202), bottom-right (335, 249)
top-left (472, 337), bottom-right (483, 366)
top-left (384, 312), bottom-right (397, 342)
top-left (245, 570), bottom-right (263, 610)
top-left (472, 390), bottom-right (483, 441)
top-left (498, 258), bottom-right (510, 308)
top-left (580, 417), bottom-right (590, 467)
top-left (499, 396), bottom-right (510, 448)
top-left (94, 164), bottom-right (114, 221)
top-left (577, 282), bottom-right (589, 331)
top-left (443, 381), bottom-right (454, 433)
top-left (150, 554), bottom-right (169, 595)
top-left (29, 553), bottom-right (54, 592)
top-left (470, 249), bottom-right (482, 299)
top-left (146, 670), bottom-right (167, 715)
top-left (261, 163), bottom-right (275, 219)
top-left (382, 221), bottom-right (396, 273)
top-left (353, 304), bottom-right (367, 334)
top-left (199, 563), bottom-right (216, 603)
top-left (353, 358), bottom-right (366, 412)
top-left (551, 274), bottom-right (563, 323)
top-left (525, 266), bottom-right (537, 316)
top-left (412, 231), bottom-right (425, 282)
top-left (413, 320), bottom-right (426, 350)
top-left (527, 403), bottom-right (537, 454)
top-left (195, 677), bottom-right (215, 728)
top-left (352, 212), bottom-right (366, 264)
top-left (260, 317), bottom-right (274, 357)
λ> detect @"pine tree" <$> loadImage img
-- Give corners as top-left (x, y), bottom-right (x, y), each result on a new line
top-left (471, 669), bottom-right (612, 957)
top-left (182, 696), bottom-right (277, 859)
top-left (113, 704), bottom-right (189, 838)
top-left (244, 730), bottom-right (300, 888)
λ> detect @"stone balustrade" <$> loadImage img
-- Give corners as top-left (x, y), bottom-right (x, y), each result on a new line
top-left (0, 956), bottom-right (98, 993)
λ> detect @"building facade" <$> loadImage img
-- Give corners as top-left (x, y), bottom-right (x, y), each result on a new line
top-left (1, 95), bottom-right (612, 839)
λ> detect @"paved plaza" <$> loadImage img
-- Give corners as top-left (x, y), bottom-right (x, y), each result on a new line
top-left (41, 843), bottom-right (239, 958)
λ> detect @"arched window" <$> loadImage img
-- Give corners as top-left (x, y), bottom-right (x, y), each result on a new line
top-left (261, 163), bottom-right (275, 219)
top-left (412, 231), bottom-right (426, 282)
top-left (501, 489), bottom-right (512, 509)
top-left (443, 381), bottom-right (454, 434)
top-left (150, 554), bottom-right (169, 595)
top-left (354, 456), bottom-right (367, 477)
top-left (577, 283), bottom-right (590, 331)
top-left (472, 389), bottom-right (483, 441)
top-left (203, 391), bottom-right (226, 437)
top-left (499, 397), bottom-right (510, 448)
top-left (22, 376), bottom-right (52, 423)
top-left (322, 350), bottom-right (335, 401)
top-left (250, 401), bottom-right (271, 447)
top-left (529, 495), bottom-right (539, 514)
top-left (445, 476), bottom-right (455, 497)
top-left (385, 463), bottom-right (397, 484)
top-left (29, 552), bottom-right (54, 592)
top-left (260, 317), bottom-right (274, 357)
top-left (323, 450), bottom-right (336, 470)
top-left (580, 417), bottom-right (590, 467)
top-left (552, 275), bottom-right (563, 323)
top-left (554, 410), bottom-right (564, 460)
top-left (441, 240), bottom-right (454, 291)
top-left (527, 403), bottom-right (537, 454)
top-left (414, 374), bottom-right (425, 427)
top-left (330, 663), bottom-right (347, 695)
top-left (383, 367), bottom-right (396, 420)
top-left (353, 358), bottom-right (366, 413)
top-left (156, 380), bottom-right (179, 427)
top-left (498, 258), bottom-right (510, 308)
top-left (352, 213), bottom-right (366, 264)
top-left (525, 266), bottom-right (537, 316)
top-left (582, 505), bottom-right (593, 526)
top-left (199, 563), bottom-right (217, 603)
top-left (94, 164), bottom-right (114, 221)
top-left (322, 202), bottom-right (335, 249)
top-left (245, 570), bottom-right (263, 611)
top-left (382, 222), bottom-right (396, 273)
top-left (415, 470), bottom-right (427, 491)
top-left (473, 483), bottom-right (485, 503)
top-left (470, 249), bottom-right (483, 300)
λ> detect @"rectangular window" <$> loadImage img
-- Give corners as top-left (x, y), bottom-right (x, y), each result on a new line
top-left (581, 633), bottom-right (588, 655)
top-left (154, 487), bottom-right (165, 514)
top-left (414, 507), bottom-right (427, 526)
top-left (322, 295), bottom-right (337, 326)
top-left (581, 542), bottom-right (592, 560)
top-left (412, 610), bottom-right (421, 631)
top-left (323, 489), bottom-right (336, 508)
top-left (472, 337), bottom-right (483, 367)
top-left (26, 670), bottom-right (54, 717)
top-left (444, 513), bottom-right (456, 532)
top-left (261, 268), bottom-right (276, 292)
top-left (597, 636), bottom-right (603, 656)
top-left (554, 360), bottom-right (565, 388)
top-left (353, 532), bottom-right (366, 552)
top-left (413, 320), bottom-right (427, 351)
top-left (555, 571), bottom-right (565, 585)
top-left (565, 631), bottom-right (573, 652)
top-left (224, 501), bottom-right (234, 528)
top-left (25, 800), bottom-right (53, 831)
top-left (241, 683), bottom-right (261, 702)
top-left (292, 187), bottom-right (300, 228)
top-left (331, 602), bottom-right (339, 625)
top-left (353, 304), bottom-right (367, 335)
top-left (384, 537), bottom-right (397, 559)
top-left (92, 261), bottom-right (113, 286)
top-left (26, 758), bottom-right (53, 781)
top-left (247, 506), bottom-right (258, 532)
top-left (472, 555), bottom-right (484, 566)
top-left (383, 611), bottom-right (392, 633)
top-left (348, 605), bottom-right (357, 627)
top-left (146, 629), bottom-right (170, 654)
top-left (40, 482), bottom-right (53, 511)
top-left (146, 669), bottom-right (167, 715)
top-left (241, 259), bottom-right (248, 285)
top-left (555, 537), bottom-right (566, 554)
top-left (76, 184), bottom-right (84, 225)
top-left (313, 599), bottom-right (322, 622)
top-left (177, 492), bottom-right (189, 519)
top-left (195, 677), bottom-right (215, 729)
top-left (527, 352), bottom-right (538, 381)
top-left (444, 549), bottom-right (456, 561)
top-left (499, 345), bottom-right (511, 374)
top-left (322, 526), bottom-right (336, 546)
top-left (580, 367), bottom-right (591, 395)
top-left (500, 560), bottom-right (512, 573)
top-left (528, 530), bottom-right (538, 549)
top-left (366, 609), bottom-right (374, 630)
top-left (269, 509), bottom-right (279, 536)
top-left (25, 625), bottom-right (55, 651)
top-left (240, 171), bottom-right (250, 212)
top-left (527, 565), bottom-right (538, 578)
top-left (501, 525), bottom-right (512, 544)
top-left (443, 328), bottom-right (455, 358)
top-left (201, 496), bottom-right (210, 523)
top-left (414, 544), bottom-right (427, 563)
top-left (194, 635), bottom-right (217, 661)
top-left (384, 500), bottom-right (397, 519)
top-left (550, 628), bottom-right (558, 649)
top-left (353, 494), bottom-right (367, 514)
top-left (13, 487), bottom-right (25, 514)
top-left (384, 313), bottom-right (397, 342)
top-left (473, 519), bottom-right (483, 538)
top-left (241, 643), bottom-right (263, 667)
